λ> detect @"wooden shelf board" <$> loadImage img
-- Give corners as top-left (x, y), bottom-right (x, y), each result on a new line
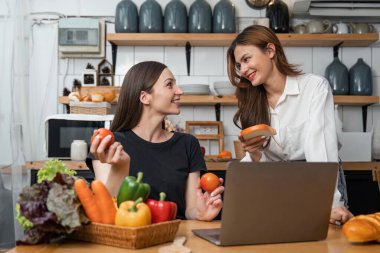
top-left (107, 33), bottom-right (379, 47)
top-left (333, 95), bottom-right (379, 106)
top-left (193, 135), bottom-right (220, 140)
top-left (107, 33), bottom-right (238, 47)
top-left (59, 95), bottom-right (379, 106)
top-left (277, 33), bottom-right (379, 47)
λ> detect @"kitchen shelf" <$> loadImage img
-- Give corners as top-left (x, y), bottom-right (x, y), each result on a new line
top-left (107, 33), bottom-right (379, 74)
top-left (107, 33), bottom-right (379, 47)
top-left (59, 95), bottom-right (379, 106)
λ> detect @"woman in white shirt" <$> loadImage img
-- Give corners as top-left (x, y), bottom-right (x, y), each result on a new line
top-left (226, 25), bottom-right (353, 224)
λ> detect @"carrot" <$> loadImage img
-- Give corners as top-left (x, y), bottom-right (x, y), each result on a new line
top-left (91, 180), bottom-right (117, 224)
top-left (74, 179), bottom-right (102, 223)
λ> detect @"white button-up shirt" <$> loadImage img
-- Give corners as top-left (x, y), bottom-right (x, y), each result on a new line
top-left (241, 74), bottom-right (344, 207)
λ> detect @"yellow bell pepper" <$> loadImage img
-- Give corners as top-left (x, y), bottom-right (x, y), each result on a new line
top-left (115, 197), bottom-right (151, 227)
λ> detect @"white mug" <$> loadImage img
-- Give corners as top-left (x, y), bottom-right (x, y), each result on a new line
top-left (333, 22), bottom-right (350, 34)
top-left (70, 140), bottom-right (88, 161)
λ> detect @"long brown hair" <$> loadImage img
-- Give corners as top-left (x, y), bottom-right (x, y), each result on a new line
top-left (111, 61), bottom-right (167, 132)
top-left (227, 25), bottom-right (302, 130)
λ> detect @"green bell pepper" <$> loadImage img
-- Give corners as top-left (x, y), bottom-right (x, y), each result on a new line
top-left (117, 172), bottom-right (150, 207)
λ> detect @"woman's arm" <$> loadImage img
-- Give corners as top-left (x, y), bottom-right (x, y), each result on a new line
top-left (185, 171), bottom-right (224, 221)
top-left (304, 77), bottom-right (353, 223)
top-left (90, 134), bottom-right (131, 197)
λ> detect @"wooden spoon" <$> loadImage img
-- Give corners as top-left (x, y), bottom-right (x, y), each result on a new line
top-left (158, 236), bottom-right (191, 253)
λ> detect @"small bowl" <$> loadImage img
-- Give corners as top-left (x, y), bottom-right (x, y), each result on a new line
top-left (214, 87), bottom-right (236, 96)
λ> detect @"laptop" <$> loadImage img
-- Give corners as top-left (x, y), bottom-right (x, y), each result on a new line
top-left (192, 161), bottom-right (338, 246)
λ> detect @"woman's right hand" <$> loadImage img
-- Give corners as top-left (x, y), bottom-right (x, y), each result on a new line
top-left (239, 135), bottom-right (268, 161)
top-left (90, 134), bottom-right (130, 170)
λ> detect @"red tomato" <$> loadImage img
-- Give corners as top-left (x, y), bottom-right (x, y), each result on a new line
top-left (90, 128), bottom-right (115, 149)
top-left (200, 173), bottom-right (220, 193)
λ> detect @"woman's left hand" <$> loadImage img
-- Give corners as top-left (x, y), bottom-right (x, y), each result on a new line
top-left (330, 206), bottom-right (353, 225)
top-left (196, 178), bottom-right (224, 221)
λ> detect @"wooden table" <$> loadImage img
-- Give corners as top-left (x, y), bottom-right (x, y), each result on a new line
top-left (25, 160), bottom-right (380, 171)
top-left (6, 220), bottom-right (379, 253)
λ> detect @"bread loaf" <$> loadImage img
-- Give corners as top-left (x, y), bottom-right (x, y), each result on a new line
top-left (240, 124), bottom-right (276, 141)
top-left (342, 212), bottom-right (380, 243)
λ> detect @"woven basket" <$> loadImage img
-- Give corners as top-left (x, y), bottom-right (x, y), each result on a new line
top-left (69, 220), bottom-right (181, 249)
top-left (69, 101), bottom-right (111, 115)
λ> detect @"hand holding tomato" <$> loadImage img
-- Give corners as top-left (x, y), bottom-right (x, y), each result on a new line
top-left (200, 173), bottom-right (221, 193)
top-left (91, 128), bottom-right (115, 149)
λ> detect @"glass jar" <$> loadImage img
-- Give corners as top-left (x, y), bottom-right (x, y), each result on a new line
top-left (349, 58), bottom-right (373, 95)
top-left (266, 0), bottom-right (289, 33)
top-left (188, 0), bottom-right (212, 33)
top-left (139, 0), bottom-right (163, 33)
top-left (115, 0), bottom-right (138, 33)
top-left (164, 0), bottom-right (187, 33)
top-left (213, 0), bottom-right (236, 33)
top-left (70, 140), bottom-right (88, 161)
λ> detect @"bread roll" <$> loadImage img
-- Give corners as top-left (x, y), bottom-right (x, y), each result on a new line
top-left (103, 91), bottom-right (116, 102)
top-left (91, 93), bottom-right (104, 102)
top-left (342, 212), bottom-right (380, 243)
top-left (240, 124), bottom-right (276, 141)
top-left (68, 92), bottom-right (80, 102)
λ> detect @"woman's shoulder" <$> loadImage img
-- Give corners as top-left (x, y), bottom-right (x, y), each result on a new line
top-left (171, 132), bottom-right (201, 147)
top-left (296, 73), bottom-right (331, 93)
top-left (173, 132), bottom-right (199, 142)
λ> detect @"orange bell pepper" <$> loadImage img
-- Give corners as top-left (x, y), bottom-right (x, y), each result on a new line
top-left (115, 197), bottom-right (151, 227)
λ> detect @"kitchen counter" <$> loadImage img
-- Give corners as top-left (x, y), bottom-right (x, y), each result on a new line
top-left (26, 160), bottom-right (380, 171)
top-left (6, 220), bottom-right (379, 253)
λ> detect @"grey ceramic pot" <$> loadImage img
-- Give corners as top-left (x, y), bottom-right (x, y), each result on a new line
top-left (349, 58), bottom-right (373, 95)
top-left (139, 0), bottom-right (163, 33)
top-left (115, 0), bottom-right (138, 33)
top-left (213, 0), bottom-right (236, 33)
top-left (188, 0), bottom-right (212, 33)
top-left (325, 57), bottom-right (349, 95)
top-left (164, 0), bottom-right (187, 33)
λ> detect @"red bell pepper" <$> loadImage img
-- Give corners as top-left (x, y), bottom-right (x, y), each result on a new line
top-left (146, 192), bottom-right (177, 223)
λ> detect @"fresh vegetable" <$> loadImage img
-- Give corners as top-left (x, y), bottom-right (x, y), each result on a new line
top-left (37, 159), bottom-right (76, 183)
top-left (115, 197), bottom-right (151, 227)
top-left (200, 172), bottom-right (220, 193)
top-left (90, 128), bottom-right (115, 149)
top-left (16, 204), bottom-right (33, 229)
top-left (74, 179), bottom-right (102, 223)
top-left (146, 192), bottom-right (177, 223)
top-left (240, 124), bottom-right (276, 141)
top-left (91, 180), bottom-right (117, 224)
top-left (117, 172), bottom-right (151, 207)
top-left (217, 150), bottom-right (232, 159)
top-left (16, 173), bottom-right (89, 245)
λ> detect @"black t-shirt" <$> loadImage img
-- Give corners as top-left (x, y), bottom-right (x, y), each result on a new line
top-left (86, 130), bottom-right (207, 219)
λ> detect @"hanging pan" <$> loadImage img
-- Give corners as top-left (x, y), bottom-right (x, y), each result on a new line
top-left (246, 0), bottom-right (271, 9)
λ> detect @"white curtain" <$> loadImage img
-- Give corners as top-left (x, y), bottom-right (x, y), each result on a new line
top-left (0, 0), bottom-right (59, 244)
top-left (26, 21), bottom-right (59, 160)
top-left (0, 0), bottom-right (30, 244)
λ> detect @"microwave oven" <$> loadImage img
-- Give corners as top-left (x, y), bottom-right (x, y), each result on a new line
top-left (45, 114), bottom-right (114, 159)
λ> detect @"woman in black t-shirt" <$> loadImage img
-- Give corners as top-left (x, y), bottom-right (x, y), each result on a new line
top-left (88, 61), bottom-right (224, 221)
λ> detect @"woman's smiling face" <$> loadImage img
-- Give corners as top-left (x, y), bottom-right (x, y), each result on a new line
top-left (148, 68), bottom-right (183, 115)
top-left (234, 44), bottom-right (275, 86)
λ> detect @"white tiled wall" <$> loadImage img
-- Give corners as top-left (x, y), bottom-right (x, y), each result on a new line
top-left (41, 0), bottom-right (380, 157)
